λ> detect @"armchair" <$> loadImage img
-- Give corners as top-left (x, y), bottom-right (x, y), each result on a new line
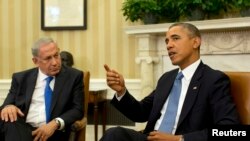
top-left (225, 72), bottom-right (250, 124)
top-left (69, 71), bottom-right (90, 141)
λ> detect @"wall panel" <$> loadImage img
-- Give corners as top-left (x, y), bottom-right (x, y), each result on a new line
top-left (0, 0), bottom-right (139, 79)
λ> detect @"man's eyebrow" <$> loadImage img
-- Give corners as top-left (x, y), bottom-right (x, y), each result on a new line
top-left (170, 34), bottom-right (180, 38)
top-left (166, 34), bottom-right (180, 40)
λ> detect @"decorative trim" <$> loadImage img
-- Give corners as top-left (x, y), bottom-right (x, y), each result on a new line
top-left (124, 17), bottom-right (250, 35)
top-left (0, 79), bottom-right (141, 104)
top-left (0, 79), bottom-right (11, 89)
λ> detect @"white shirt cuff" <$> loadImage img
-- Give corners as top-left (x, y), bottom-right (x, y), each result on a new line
top-left (56, 117), bottom-right (65, 130)
top-left (115, 89), bottom-right (127, 101)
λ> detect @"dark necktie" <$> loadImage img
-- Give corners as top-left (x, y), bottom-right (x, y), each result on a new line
top-left (44, 76), bottom-right (53, 123)
top-left (158, 72), bottom-right (184, 133)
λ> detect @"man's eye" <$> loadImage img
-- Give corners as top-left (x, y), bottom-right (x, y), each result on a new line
top-left (45, 57), bottom-right (51, 61)
top-left (54, 54), bottom-right (59, 58)
top-left (173, 37), bottom-right (179, 40)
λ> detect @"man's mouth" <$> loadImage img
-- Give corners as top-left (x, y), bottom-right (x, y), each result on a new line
top-left (168, 52), bottom-right (176, 58)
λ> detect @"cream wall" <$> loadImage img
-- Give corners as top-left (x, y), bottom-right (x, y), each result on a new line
top-left (0, 0), bottom-right (140, 79)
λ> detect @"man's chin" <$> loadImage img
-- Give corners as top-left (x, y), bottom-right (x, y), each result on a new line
top-left (171, 61), bottom-right (178, 66)
top-left (50, 70), bottom-right (60, 76)
top-left (170, 57), bottom-right (177, 65)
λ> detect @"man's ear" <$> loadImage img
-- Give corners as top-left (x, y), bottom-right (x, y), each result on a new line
top-left (32, 57), bottom-right (38, 65)
top-left (193, 37), bottom-right (201, 49)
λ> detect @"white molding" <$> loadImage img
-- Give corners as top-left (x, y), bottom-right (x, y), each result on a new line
top-left (0, 79), bottom-right (11, 89)
top-left (124, 17), bottom-right (250, 35)
top-left (90, 79), bottom-right (141, 99)
top-left (0, 79), bottom-right (141, 104)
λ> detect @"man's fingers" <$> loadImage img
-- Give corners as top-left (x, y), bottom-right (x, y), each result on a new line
top-left (148, 131), bottom-right (156, 136)
top-left (105, 64), bottom-right (120, 77)
top-left (9, 113), bottom-right (15, 122)
top-left (104, 64), bottom-right (111, 72)
top-left (32, 129), bottom-right (41, 141)
top-left (2, 113), bottom-right (8, 122)
top-left (17, 109), bottom-right (24, 117)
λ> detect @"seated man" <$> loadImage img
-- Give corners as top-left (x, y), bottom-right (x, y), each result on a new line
top-left (0, 37), bottom-right (84, 141)
top-left (101, 22), bottom-right (240, 141)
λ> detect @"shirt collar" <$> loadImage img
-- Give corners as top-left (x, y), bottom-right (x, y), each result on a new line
top-left (180, 59), bottom-right (201, 81)
top-left (37, 68), bottom-right (54, 82)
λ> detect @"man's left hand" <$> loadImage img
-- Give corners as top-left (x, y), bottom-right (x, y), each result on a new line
top-left (147, 131), bottom-right (182, 141)
top-left (32, 120), bottom-right (58, 141)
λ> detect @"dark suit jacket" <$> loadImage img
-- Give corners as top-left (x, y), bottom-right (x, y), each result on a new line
top-left (1, 65), bottom-right (84, 137)
top-left (111, 62), bottom-right (240, 141)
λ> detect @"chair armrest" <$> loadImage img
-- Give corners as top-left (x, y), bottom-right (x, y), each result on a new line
top-left (71, 117), bottom-right (87, 132)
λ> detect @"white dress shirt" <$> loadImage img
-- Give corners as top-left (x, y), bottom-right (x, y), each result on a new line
top-left (115, 59), bottom-right (201, 134)
top-left (154, 59), bottom-right (201, 134)
top-left (26, 69), bottom-right (55, 127)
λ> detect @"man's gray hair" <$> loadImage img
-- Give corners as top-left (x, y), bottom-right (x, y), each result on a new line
top-left (31, 37), bottom-right (56, 57)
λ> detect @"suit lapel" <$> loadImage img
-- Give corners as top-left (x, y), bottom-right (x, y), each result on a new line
top-left (50, 67), bottom-right (67, 113)
top-left (177, 63), bottom-right (203, 126)
top-left (157, 74), bottom-right (176, 109)
top-left (152, 70), bottom-right (178, 120)
top-left (25, 69), bottom-right (38, 114)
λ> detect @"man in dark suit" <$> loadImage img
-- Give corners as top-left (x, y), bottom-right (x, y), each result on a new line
top-left (101, 23), bottom-right (240, 141)
top-left (0, 37), bottom-right (84, 141)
